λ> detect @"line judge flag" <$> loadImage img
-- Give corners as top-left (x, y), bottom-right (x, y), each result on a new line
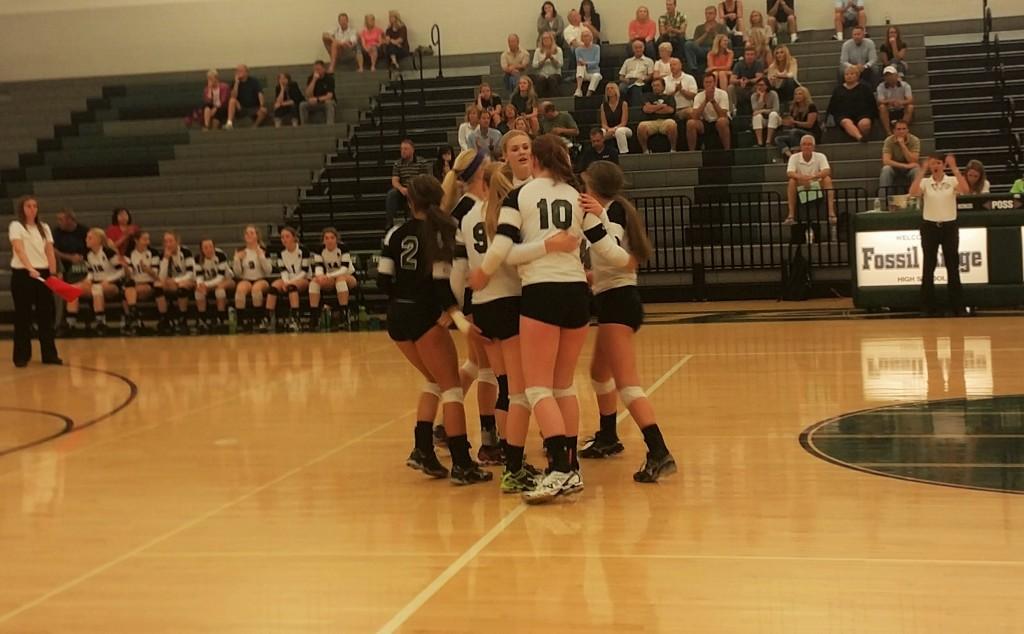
top-left (39, 276), bottom-right (84, 303)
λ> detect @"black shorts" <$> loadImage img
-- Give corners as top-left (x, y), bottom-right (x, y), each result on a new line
top-left (595, 285), bottom-right (644, 332)
top-left (767, 0), bottom-right (794, 22)
top-left (520, 282), bottom-right (591, 329)
top-left (462, 288), bottom-right (473, 317)
top-left (473, 296), bottom-right (521, 341)
top-left (387, 300), bottom-right (441, 342)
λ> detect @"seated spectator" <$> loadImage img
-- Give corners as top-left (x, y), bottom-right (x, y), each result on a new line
top-left (467, 110), bottom-right (503, 158)
top-left (717, 0), bottom-right (744, 38)
top-left (497, 103), bottom-right (519, 135)
top-left (877, 65), bottom-right (914, 135)
top-left (746, 11), bottom-right (775, 66)
top-left (1010, 174), bottom-right (1024, 194)
top-left (531, 32), bottom-right (564, 98)
top-left (685, 5), bottom-right (727, 77)
top-left (322, 12), bottom-right (358, 73)
top-left (300, 61), bottom-right (336, 125)
top-left (965, 159), bottom-right (991, 194)
top-left (573, 29), bottom-right (602, 98)
top-left (53, 208), bottom-right (89, 277)
top-left (658, 0), bottom-right (688, 60)
top-left (501, 34), bottom-right (530, 94)
top-left (537, 2), bottom-right (566, 47)
top-left (879, 120), bottom-right (921, 196)
top-left (620, 40), bottom-right (655, 106)
top-left (580, 0), bottom-right (602, 41)
top-left (652, 42), bottom-right (675, 81)
top-left (687, 73), bottom-right (732, 151)
top-left (386, 139), bottom-right (432, 227)
top-left (539, 101), bottom-right (580, 146)
top-left (840, 26), bottom-right (877, 86)
top-left (879, 25), bottom-right (908, 77)
top-left (750, 78), bottom-right (781, 146)
top-left (512, 116), bottom-right (534, 136)
top-left (664, 57), bottom-right (698, 121)
top-left (106, 207), bottom-right (139, 255)
top-left (834, 0), bottom-right (866, 41)
top-left (578, 127), bottom-right (620, 171)
top-left (458, 105), bottom-right (481, 151)
top-left (564, 9), bottom-right (585, 52)
top-left (729, 47), bottom-right (765, 115)
top-left (600, 83), bottom-right (633, 154)
top-left (767, 45), bottom-right (799, 102)
top-left (638, 78), bottom-right (679, 153)
top-left (226, 65), bottom-right (267, 130)
top-left (827, 67), bottom-right (875, 142)
top-left (383, 11), bottom-right (410, 71)
top-left (629, 6), bottom-right (659, 59)
top-left (706, 34), bottom-right (734, 90)
top-left (476, 82), bottom-right (503, 127)
top-left (357, 14), bottom-right (384, 72)
top-left (272, 73), bottom-right (304, 128)
top-left (511, 76), bottom-right (541, 132)
top-left (766, 0), bottom-right (798, 42)
top-left (201, 69), bottom-right (229, 131)
top-left (433, 145), bottom-right (456, 180)
top-left (776, 86), bottom-right (822, 157)
top-left (785, 135), bottom-right (836, 225)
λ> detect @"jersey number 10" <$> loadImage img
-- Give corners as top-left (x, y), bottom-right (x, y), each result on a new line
top-left (538, 199), bottom-right (573, 230)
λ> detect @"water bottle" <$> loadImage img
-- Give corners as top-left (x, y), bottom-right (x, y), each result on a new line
top-left (872, 197), bottom-right (881, 211)
top-left (358, 305), bottom-right (370, 331)
top-left (227, 307), bottom-right (237, 334)
top-left (805, 227), bottom-right (814, 244)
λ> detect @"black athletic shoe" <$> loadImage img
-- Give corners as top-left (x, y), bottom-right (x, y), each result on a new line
top-left (477, 444), bottom-right (503, 466)
top-left (92, 323), bottom-right (109, 337)
top-left (633, 451), bottom-right (678, 483)
top-left (175, 319), bottom-right (191, 336)
top-left (580, 433), bottom-right (625, 459)
top-left (257, 317), bottom-right (271, 333)
top-left (450, 462), bottom-right (494, 486)
top-left (156, 318), bottom-right (173, 335)
top-left (432, 424), bottom-right (447, 448)
top-left (522, 461), bottom-right (543, 477)
top-left (406, 448), bottom-right (449, 478)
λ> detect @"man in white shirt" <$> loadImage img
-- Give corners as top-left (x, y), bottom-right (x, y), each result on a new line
top-left (686, 73), bottom-right (731, 150)
top-left (563, 10), bottom-right (585, 50)
top-left (618, 40), bottom-right (655, 106)
top-left (322, 12), bottom-right (358, 73)
top-left (909, 153), bottom-right (970, 315)
top-left (784, 135), bottom-right (836, 224)
top-left (663, 58), bottom-right (697, 120)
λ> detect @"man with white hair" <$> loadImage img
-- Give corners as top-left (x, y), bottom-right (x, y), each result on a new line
top-left (501, 34), bottom-right (530, 93)
top-left (784, 134), bottom-right (836, 225)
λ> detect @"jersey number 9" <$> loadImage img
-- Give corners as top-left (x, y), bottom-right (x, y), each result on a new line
top-left (538, 199), bottom-right (573, 230)
top-left (472, 223), bottom-right (488, 254)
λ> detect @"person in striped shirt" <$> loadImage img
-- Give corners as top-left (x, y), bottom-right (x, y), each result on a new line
top-left (194, 238), bottom-right (235, 334)
top-left (265, 227), bottom-right (312, 333)
top-left (73, 228), bottom-right (124, 336)
top-left (122, 231), bottom-right (160, 335)
top-left (309, 227), bottom-right (358, 331)
top-left (156, 232), bottom-right (196, 335)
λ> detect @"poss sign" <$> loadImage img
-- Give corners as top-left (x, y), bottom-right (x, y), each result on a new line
top-left (856, 228), bottom-right (988, 287)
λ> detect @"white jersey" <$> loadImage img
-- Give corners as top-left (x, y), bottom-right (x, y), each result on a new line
top-left (85, 246), bottom-right (124, 284)
top-left (590, 200), bottom-right (638, 295)
top-left (499, 177), bottom-right (586, 286)
top-left (453, 195), bottom-right (521, 304)
top-left (233, 247), bottom-right (274, 281)
top-left (276, 246), bottom-right (311, 283)
top-left (194, 248), bottom-right (232, 286)
top-left (314, 246), bottom-right (353, 278)
top-left (158, 247), bottom-right (195, 282)
top-left (127, 248), bottom-right (159, 284)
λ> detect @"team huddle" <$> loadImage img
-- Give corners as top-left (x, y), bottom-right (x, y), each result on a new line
top-left (378, 130), bottom-right (677, 504)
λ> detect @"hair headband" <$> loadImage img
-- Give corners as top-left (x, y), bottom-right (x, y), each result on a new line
top-left (458, 151), bottom-right (486, 183)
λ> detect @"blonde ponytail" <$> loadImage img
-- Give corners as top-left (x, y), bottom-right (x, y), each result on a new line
top-left (484, 162), bottom-right (515, 240)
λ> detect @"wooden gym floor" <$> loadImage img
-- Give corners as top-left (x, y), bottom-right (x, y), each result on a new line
top-left (0, 299), bottom-right (1022, 633)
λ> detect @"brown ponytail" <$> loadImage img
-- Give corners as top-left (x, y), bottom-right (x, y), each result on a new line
top-left (583, 161), bottom-right (653, 264)
top-left (484, 162), bottom-right (515, 240)
top-left (408, 174), bottom-right (455, 267)
top-left (531, 134), bottom-right (577, 186)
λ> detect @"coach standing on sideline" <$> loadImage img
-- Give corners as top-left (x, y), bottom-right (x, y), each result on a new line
top-left (8, 196), bottom-right (62, 367)
top-left (909, 154), bottom-right (969, 316)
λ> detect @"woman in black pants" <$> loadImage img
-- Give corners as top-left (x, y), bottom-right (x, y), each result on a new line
top-left (8, 196), bottom-right (61, 367)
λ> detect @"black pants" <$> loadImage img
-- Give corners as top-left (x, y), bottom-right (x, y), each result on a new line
top-left (11, 268), bottom-right (59, 365)
top-left (920, 220), bottom-right (962, 311)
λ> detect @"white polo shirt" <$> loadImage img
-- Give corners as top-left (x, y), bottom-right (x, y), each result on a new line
top-left (563, 24), bottom-right (584, 48)
top-left (787, 151), bottom-right (830, 178)
top-left (664, 72), bottom-right (698, 110)
top-left (691, 88), bottom-right (731, 122)
top-left (8, 221), bottom-right (52, 269)
top-left (921, 175), bottom-right (959, 223)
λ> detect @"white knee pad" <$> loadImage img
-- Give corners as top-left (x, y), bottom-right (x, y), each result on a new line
top-left (591, 378), bottom-right (616, 395)
top-left (308, 281), bottom-right (321, 295)
top-left (554, 384), bottom-right (577, 399)
top-left (213, 288), bottom-right (226, 300)
top-left (619, 386), bottom-right (647, 407)
top-left (477, 368), bottom-right (498, 387)
top-left (422, 382), bottom-right (442, 398)
top-left (441, 387), bottom-right (465, 405)
top-left (194, 289), bottom-right (205, 302)
top-left (90, 284), bottom-right (104, 299)
top-left (335, 280), bottom-right (349, 295)
top-left (525, 386), bottom-right (554, 409)
top-left (252, 288), bottom-right (264, 306)
top-left (509, 393), bottom-right (531, 411)
top-left (460, 360), bottom-right (479, 381)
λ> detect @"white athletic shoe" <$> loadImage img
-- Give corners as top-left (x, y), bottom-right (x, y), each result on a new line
top-left (790, 33), bottom-right (799, 43)
top-left (224, 121), bottom-right (234, 130)
top-left (522, 470), bottom-right (583, 504)
top-left (574, 89), bottom-right (584, 97)
top-left (833, 32), bottom-right (843, 41)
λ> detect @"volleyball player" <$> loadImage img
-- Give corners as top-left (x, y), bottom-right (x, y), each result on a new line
top-left (379, 174), bottom-right (491, 485)
top-left (232, 225), bottom-right (274, 333)
top-left (76, 228), bottom-right (125, 336)
top-left (122, 231), bottom-right (160, 335)
top-left (502, 130), bottom-right (534, 186)
top-left (309, 227), bottom-right (358, 331)
top-left (265, 227), bottom-right (311, 333)
top-left (156, 232), bottom-right (196, 335)
top-left (579, 161), bottom-right (677, 482)
top-left (193, 238), bottom-right (235, 333)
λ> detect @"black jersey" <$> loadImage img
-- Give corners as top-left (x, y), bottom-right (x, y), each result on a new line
top-left (194, 248), bottom-right (232, 285)
top-left (377, 218), bottom-right (457, 310)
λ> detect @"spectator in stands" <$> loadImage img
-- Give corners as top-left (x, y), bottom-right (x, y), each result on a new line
top-left (564, 10), bottom-right (586, 52)
top-left (468, 109), bottom-right (503, 158)
top-left (965, 159), bottom-right (991, 194)
top-left (53, 208), bottom-right (88, 273)
top-left (638, 78), bottom-right (679, 153)
top-left (539, 101), bottom-right (579, 146)
top-left (729, 47), bottom-right (765, 115)
top-left (272, 73), bottom-right (304, 128)
top-left (685, 5), bottom-right (727, 77)
top-left (458, 105), bottom-right (481, 151)
top-left (512, 116), bottom-right (534, 136)
top-left (1013, 174), bottom-right (1024, 194)
top-left (834, 0), bottom-right (866, 41)
top-left (839, 26), bottom-right (877, 86)
top-left (538, 2), bottom-right (566, 47)
top-left (106, 207), bottom-right (138, 255)
top-left (357, 14), bottom-right (384, 72)
top-left (226, 65), bottom-right (267, 130)
top-left (433, 145), bottom-right (455, 180)
top-left (827, 66), bottom-right (876, 142)
top-left (766, 0), bottom-right (798, 42)
top-left (784, 135), bottom-right (836, 225)
top-left (386, 139), bottom-right (431, 227)
top-left (706, 34), bottom-right (734, 90)
top-left (750, 78), bottom-right (781, 146)
top-left (878, 120), bottom-right (921, 196)
top-left (511, 76), bottom-right (541, 132)
top-left (776, 86), bottom-right (821, 157)
top-left (620, 40), bottom-right (655, 106)
top-left (383, 11), bottom-right (410, 71)
top-left (476, 82), bottom-right (503, 127)
top-left (498, 103), bottom-right (519, 135)
top-left (322, 12), bottom-right (359, 73)
top-left (201, 69), bottom-right (229, 131)
top-left (300, 61), bottom-right (336, 125)
top-left (600, 83), bottom-right (633, 154)
top-left (531, 32), bottom-right (564, 98)
top-left (578, 127), bottom-right (619, 171)
top-left (687, 73), bottom-right (732, 151)
top-left (879, 25), bottom-right (908, 77)
top-left (877, 65), bottom-right (914, 136)
top-left (629, 6), bottom-right (659, 59)
top-left (574, 29), bottom-right (602, 97)
top-left (767, 45), bottom-right (799, 102)
top-left (658, 0), bottom-right (688, 59)
top-left (718, 0), bottom-right (744, 38)
top-left (746, 11), bottom-right (774, 66)
top-left (580, 1), bottom-right (602, 41)
top-left (501, 34), bottom-right (530, 94)
top-left (653, 42), bottom-right (674, 81)
top-left (665, 57), bottom-right (698, 121)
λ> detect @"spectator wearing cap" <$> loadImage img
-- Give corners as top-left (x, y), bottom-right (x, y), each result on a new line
top-left (839, 26), bottom-right (877, 86)
top-left (877, 65), bottom-right (914, 136)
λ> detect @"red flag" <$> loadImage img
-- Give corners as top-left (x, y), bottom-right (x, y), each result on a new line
top-left (40, 276), bottom-right (85, 303)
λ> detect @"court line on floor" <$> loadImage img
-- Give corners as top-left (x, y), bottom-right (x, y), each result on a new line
top-left (376, 354), bottom-right (695, 634)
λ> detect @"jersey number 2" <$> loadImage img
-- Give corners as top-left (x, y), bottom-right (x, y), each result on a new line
top-left (400, 237), bottom-right (419, 270)
top-left (538, 199), bottom-right (573, 230)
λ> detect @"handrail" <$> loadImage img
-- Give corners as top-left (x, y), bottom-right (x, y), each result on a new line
top-left (396, 73), bottom-right (407, 137)
top-left (417, 49), bottom-right (426, 105)
top-left (373, 95), bottom-right (385, 166)
top-left (430, 24), bottom-right (443, 79)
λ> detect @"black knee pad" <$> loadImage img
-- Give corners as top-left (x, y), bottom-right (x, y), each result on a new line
top-left (122, 279), bottom-right (136, 289)
top-left (286, 284), bottom-right (300, 294)
top-left (495, 374), bottom-right (510, 412)
top-left (152, 286), bottom-right (164, 299)
top-left (176, 287), bottom-right (191, 299)
top-left (270, 286), bottom-right (284, 297)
